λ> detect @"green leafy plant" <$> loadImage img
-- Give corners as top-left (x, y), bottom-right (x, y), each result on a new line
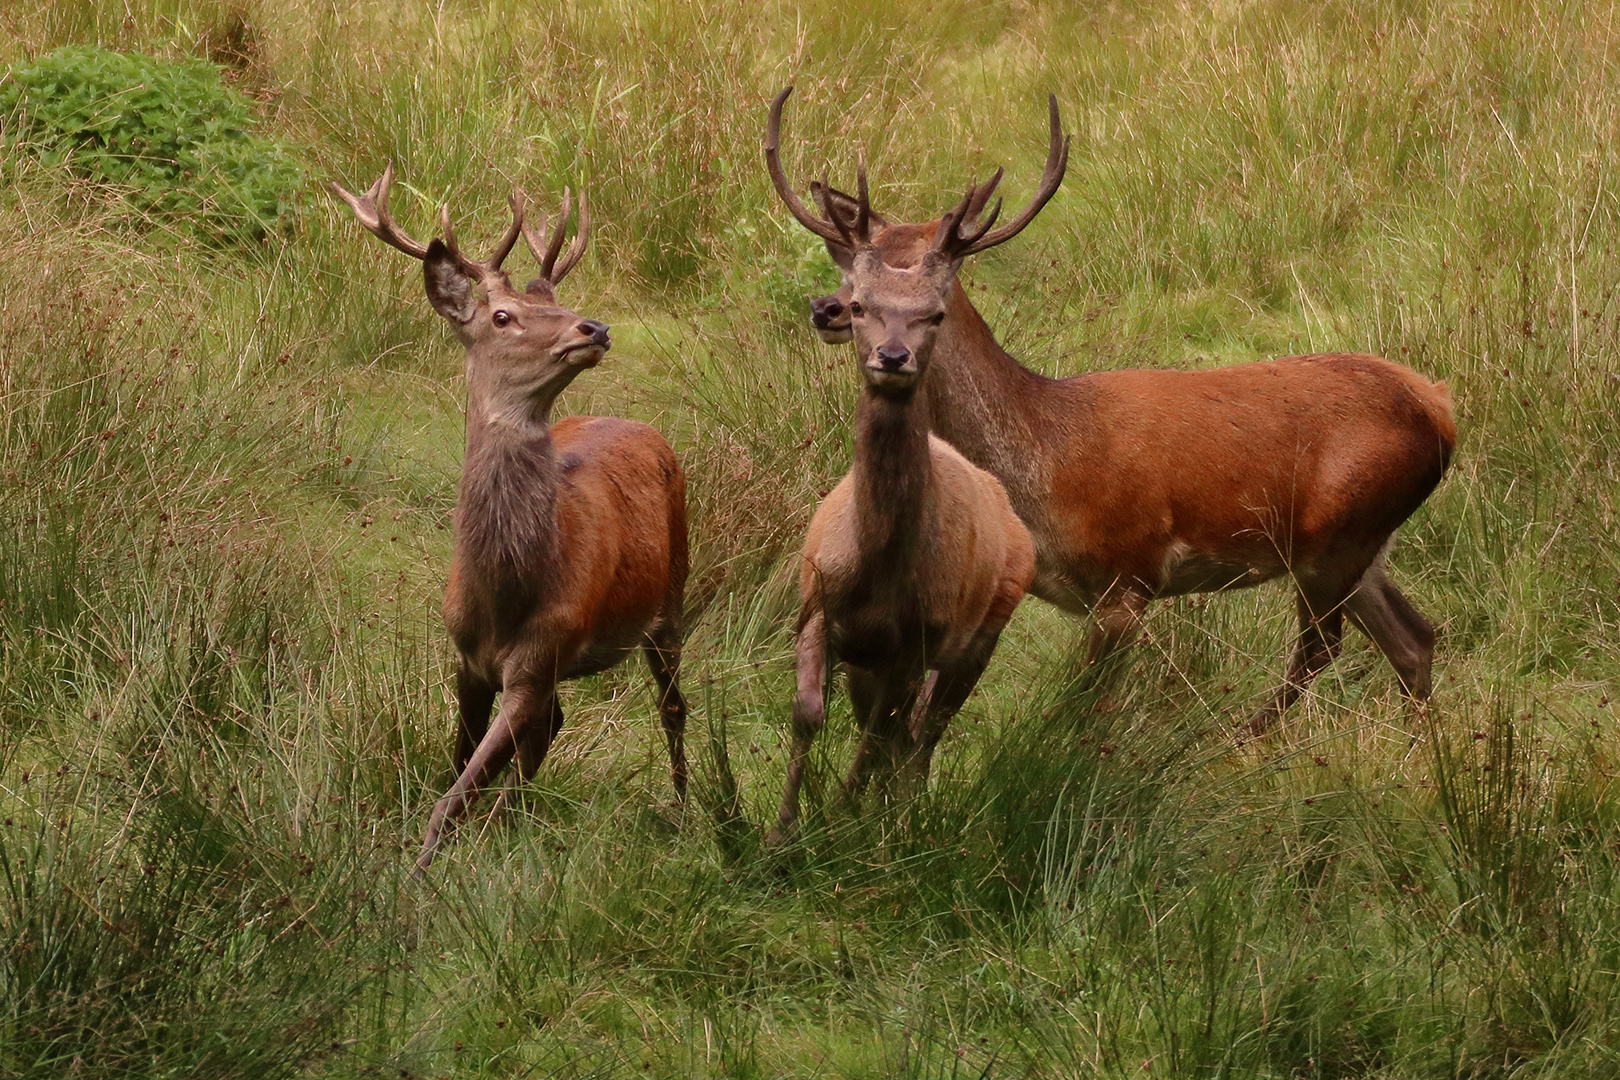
top-left (0, 45), bottom-right (301, 243)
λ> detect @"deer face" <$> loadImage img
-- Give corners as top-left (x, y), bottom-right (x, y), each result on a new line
top-left (422, 242), bottom-right (609, 415)
top-left (807, 206), bottom-right (941, 347)
top-left (846, 248), bottom-right (956, 397)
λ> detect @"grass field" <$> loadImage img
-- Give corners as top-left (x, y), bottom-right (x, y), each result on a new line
top-left (2, 0), bottom-right (1619, 1076)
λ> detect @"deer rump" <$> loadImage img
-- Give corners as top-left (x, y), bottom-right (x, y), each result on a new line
top-left (1022, 353), bottom-right (1456, 609)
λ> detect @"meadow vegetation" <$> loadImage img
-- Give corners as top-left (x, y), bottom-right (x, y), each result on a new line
top-left (1, 0), bottom-right (1618, 1075)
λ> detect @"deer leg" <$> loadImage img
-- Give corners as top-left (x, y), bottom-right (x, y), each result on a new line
top-left (453, 665), bottom-right (496, 775)
top-left (768, 612), bottom-right (828, 847)
top-left (513, 692), bottom-right (566, 782)
top-left (1245, 589), bottom-right (1345, 737)
top-left (416, 680), bottom-right (548, 875)
top-left (845, 664), bottom-right (924, 799)
top-left (908, 639), bottom-right (1000, 785)
top-left (1345, 560), bottom-right (1436, 703)
top-left (642, 626), bottom-right (690, 802)
top-left (1087, 586), bottom-right (1148, 665)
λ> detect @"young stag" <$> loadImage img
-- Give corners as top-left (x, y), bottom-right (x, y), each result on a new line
top-left (333, 166), bottom-right (689, 873)
top-left (766, 161), bottom-right (1036, 845)
top-left (770, 87), bottom-right (1457, 732)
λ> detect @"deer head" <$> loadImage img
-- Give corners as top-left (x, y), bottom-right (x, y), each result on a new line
top-left (765, 87), bottom-right (1069, 396)
top-left (332, 164), bottom-right (607, 422)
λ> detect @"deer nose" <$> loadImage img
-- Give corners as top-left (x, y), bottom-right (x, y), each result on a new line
top-left (578, 320), bottom-right (610, 346)
top-left (874, 346), bottom-right (911, 371)
top-left (809, 295), bottom-right (845, 328)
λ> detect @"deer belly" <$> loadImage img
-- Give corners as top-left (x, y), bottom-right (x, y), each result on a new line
top-left (1156, 541), bottom-right (1287, 595)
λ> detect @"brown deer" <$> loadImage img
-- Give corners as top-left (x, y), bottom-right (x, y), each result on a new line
top-left (765, 147), bottom-right (1037, 845)
top-left (332, 166), bottom-right (689, 873)
top-left (770, 87), bottom-right (1456, 733)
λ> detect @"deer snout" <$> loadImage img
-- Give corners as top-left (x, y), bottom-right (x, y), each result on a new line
top-left (578, 320), bottom-right (610, 347)
top-left (810, 295), bottom-right (846, 328)
top-left (873, 345), bottom-right (912, 371)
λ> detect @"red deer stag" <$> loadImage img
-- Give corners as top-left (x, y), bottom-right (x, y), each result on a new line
top-left (771, 87), bottom-right (1456, 732)
top-left (333, 166), bottom-right (689, 873)
top-left (764, 148), bottom-right (1036, 845)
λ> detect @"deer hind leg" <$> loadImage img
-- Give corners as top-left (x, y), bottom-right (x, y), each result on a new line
top-left (768, 612), bottom-right (828, 847)
top-left (1245, 586), bottom-right (1345, 738)
top-left (416, 679), bottom-right (550, 876)
top-left (453, 666), bottom-right (496, 775)
top-left (642, 625), bottom-right (690, 802)
top-left (1345, 560), bottom-right (1436, 703)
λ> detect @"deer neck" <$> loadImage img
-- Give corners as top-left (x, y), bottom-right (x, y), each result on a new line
top-left (922, 280), bottom-right (1056, 514)
top-left (850, 384), bottom-right (935, 578)
top-left (455, 370), bottom-right (565, 597)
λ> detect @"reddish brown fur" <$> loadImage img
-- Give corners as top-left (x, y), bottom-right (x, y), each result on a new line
top-left (807, 184), bottom-right (1454, 730)
top-left (333, 169), bottom-right (688, 874)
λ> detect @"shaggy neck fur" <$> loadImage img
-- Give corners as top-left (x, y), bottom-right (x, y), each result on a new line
top-left (456, 378), bottom-right (565, 615)
top-left (851, 383), bottom-right (934, 586)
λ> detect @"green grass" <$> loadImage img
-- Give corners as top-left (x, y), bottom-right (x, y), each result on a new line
top-left (1, 0), bottom-right (1618, 1076)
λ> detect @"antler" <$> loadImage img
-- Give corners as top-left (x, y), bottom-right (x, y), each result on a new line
top-left (332, 162), bottom-right (525, 281)
top-left (330, 161), bottom-right (432, 260)
top-left (947, 94), bottom-right (1069, 257)
top-left (765, 86), bottom-right (855, 247)
top-left (519, 187), bottom-right (591, 285)
top-left (929, 183), bottom-right (1003, 261)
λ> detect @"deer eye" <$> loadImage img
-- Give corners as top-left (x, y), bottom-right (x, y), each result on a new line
top-left (927, 312), bottom-right (945, 326)
top-left (849, 301), bottom-right (864, 317)
top-left (492, 310), bottom-right (511, 328)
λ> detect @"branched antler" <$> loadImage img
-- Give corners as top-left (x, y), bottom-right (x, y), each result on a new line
top-left (520, 187), bottom-right (591, 286)
top-left (332, 163), bottom-right (527, 282)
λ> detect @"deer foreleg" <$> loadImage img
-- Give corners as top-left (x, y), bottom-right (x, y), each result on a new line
top-left (767, 612), bottom-right (828, 847)
top-left (1245, 589), bottom-right (1344, 738)
top-left (1087, 586), bottom-right (1148, 665)
top-left (416, 681), bottom-right (545, 875)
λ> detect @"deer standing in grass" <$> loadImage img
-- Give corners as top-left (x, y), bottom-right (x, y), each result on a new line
top-left (772, 87), bottom-right (1456, 733)
top-left (333, 166), bottom-right (689, 874)
top-left (764, 134), bottom-right (1037, 845)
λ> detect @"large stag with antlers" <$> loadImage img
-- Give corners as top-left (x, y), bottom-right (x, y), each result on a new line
top-left (764, 136), bottom-right (1036, 845)
top-left (769, 87), bottom-right (1456, 732)
top-left (333, 166), bottom-right (689, 873)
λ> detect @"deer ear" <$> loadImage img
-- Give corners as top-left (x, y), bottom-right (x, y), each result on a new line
top-left (919, 249), bottom-right (964, 288)
top-left (423, 239), bottom-right (476, 323)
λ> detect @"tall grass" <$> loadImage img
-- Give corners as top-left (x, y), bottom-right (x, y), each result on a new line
top-left (1, 0), bottom-right (1618, 1075)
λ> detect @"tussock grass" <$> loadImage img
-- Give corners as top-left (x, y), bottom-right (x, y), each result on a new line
top-left (1, 0), bottom-right (1618, 1075)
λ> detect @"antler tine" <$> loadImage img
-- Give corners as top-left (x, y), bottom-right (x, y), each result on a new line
top-left (958, 93), bottom-right (1070, 257)
top-left (764, 86), bottom-right (850, 246)
top-left (821, 169), bottom-right (860, 248)
top-left (854, 154), bottom-right (871, 241)
top-left (519, 198), bottom-right (551, 270)
top-left (437, 204), bottom-right (474, 275)
top-left (929, 184), bottom-right (982, 256)
top-left (485, 189), bottom-right (526, 273)
top-left (550, 188), bottom-right (591, 284)
top-left (539, 188), bottom-right (573, 278)
top-left (965, 166), bottom-right (1004, 223)
top-left (330, 161), bottom-right (433, 260)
